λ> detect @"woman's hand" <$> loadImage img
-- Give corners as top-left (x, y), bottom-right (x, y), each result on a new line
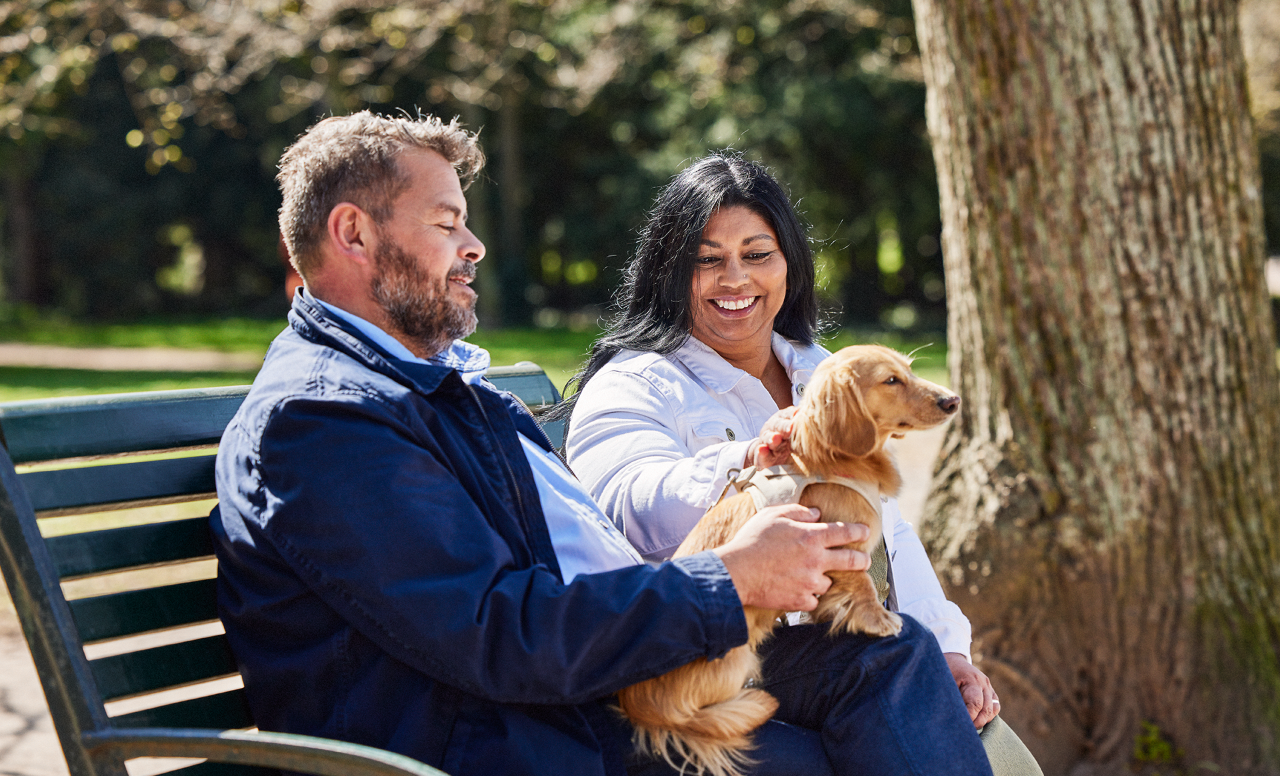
top-left (945, 652), bottom-right (1000, 729)
top-left (746, 406), bottom-right (797, 468)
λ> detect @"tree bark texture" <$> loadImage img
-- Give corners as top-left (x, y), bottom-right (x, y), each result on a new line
top-left (912, 1), bottom-right (1280, 773)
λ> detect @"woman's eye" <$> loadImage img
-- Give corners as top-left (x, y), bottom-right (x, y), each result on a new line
top-left (696, 255), bottom-right (719, 266)
top-left (744, 251), bottom-right (774, 262)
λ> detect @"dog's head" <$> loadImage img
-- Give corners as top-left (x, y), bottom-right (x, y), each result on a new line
top-left (791, 345), bottom-right (959, 464)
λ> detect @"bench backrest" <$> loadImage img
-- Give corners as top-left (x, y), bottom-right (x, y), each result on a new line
top-left (0, 364), bottom-right (562, 776)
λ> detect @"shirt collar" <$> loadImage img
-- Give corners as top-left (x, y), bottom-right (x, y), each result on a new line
top-left (673, 332), bottom-right (813, 394)
top-left (313, 297), bottom-right (491, 383)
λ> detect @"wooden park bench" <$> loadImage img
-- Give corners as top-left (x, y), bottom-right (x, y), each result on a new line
top-left (0, 364), bottom-right (564, 776)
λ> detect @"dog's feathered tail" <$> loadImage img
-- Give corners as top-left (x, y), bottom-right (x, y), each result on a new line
top-left (618, 646), bottom-right (778, 776)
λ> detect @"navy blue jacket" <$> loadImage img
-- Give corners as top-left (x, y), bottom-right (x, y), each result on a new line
top-left (211, 292), bottom-right (748, 776)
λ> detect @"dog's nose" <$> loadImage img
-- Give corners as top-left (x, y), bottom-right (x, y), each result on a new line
top-left (938, 395), bottom-right (960, 414)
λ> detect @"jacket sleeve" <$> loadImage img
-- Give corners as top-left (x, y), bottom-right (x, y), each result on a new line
top-left (248, 395), bottom-right (748, 706)
top-left (884, 498), bottom-right (973, 660)
top-left (565, 369), bottom-right (754, 561)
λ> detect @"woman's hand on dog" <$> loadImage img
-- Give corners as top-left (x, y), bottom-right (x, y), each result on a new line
top-left (713, 504), bottom-right (871, 611)
top-left (747, 407), bottom-right (797, 468)
top-left (945, 652), bottom-right (1000, 728)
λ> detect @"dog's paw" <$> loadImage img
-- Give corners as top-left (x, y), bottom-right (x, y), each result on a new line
top-left (845, 603), bottom-right (902, 638)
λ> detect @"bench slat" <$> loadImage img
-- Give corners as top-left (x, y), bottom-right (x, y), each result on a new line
top-left (47, 517), bottom-right (214, 578)
top-left (0, 386), bottom-right (250, 464)
top-left (90, 635), bottom-right (238, 702)
top-left (20, 455), bottom-right (216, 515)
top-left (70, 580), bottom-right (220, 642)
top-left (110, 689), bottom-right (254, 730)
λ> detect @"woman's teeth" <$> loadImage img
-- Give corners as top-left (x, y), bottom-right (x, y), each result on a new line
top-left (714, 297), bottom-right (756, 311)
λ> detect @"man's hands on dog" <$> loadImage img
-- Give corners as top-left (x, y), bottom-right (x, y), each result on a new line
top-left (945, 653), bottom-right (1000, 728)
top-left (747, 407), bottom-right (797, 468)
top-left (714, 504), bottom-right (870, 611)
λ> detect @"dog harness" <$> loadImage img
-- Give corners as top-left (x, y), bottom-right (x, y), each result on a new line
top-left (717, 464), bottom-right (897, 610)
top-left (720, 465), bottom-right (883, 518)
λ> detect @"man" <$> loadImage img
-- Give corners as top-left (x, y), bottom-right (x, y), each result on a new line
top-left (211, 111), bottom-right (992, 776)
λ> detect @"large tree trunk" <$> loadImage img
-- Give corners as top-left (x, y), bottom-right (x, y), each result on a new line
top-left (912, 1), bottom-right (1280, 773)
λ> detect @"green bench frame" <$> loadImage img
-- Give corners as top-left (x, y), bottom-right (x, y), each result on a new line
top-left (0, 363), bottom-right (562, 776)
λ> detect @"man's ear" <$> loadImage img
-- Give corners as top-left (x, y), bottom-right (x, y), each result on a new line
top-left (326, 202), bottom-right (376, 266)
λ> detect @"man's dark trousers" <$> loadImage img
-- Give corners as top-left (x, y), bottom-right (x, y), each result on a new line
top-left (624, 616), bottom-right (994, 776)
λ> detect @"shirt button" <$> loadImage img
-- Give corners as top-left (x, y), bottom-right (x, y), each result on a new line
top-left (726, 429), bottom-right (736, 441)
top-left (797, 383), bottom-right (806, 395)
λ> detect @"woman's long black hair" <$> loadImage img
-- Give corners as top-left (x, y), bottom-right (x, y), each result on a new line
top-left (548, 152), bottom-right (819, 428)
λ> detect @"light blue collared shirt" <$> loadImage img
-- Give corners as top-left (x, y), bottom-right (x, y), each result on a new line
top-left (314, 297), bottom-right (644, 581)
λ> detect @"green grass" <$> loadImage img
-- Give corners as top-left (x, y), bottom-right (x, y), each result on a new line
top-left (0, 315), bottom-right (292, 352)
top-left (0, 315), bottom-right (949, 403)
top-left (0, 366), bottom-right (261, 403)
top-left (820, 329), bottom-right (950, 386)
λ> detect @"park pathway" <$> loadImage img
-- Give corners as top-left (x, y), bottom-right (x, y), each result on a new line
top-left (0, 343), bottom-right (264, 372)
top-left (0, 343), bottom-right (948, 776)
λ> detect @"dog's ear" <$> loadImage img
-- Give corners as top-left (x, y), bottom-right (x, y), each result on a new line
top-left (795, 364), bottom-right (877, 462)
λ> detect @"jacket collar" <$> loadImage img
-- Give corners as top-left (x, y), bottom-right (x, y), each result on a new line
top-left (290, 289), bottom-right (489, 395)
top-left (673, 332), bottom-right (820, 394)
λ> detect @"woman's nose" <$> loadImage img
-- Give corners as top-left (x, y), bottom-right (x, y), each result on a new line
top-left (719, 257), bottom-right (748, 286)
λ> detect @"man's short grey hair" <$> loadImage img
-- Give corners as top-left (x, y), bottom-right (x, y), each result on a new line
top-left (277, 110), bottom-right (484, 278)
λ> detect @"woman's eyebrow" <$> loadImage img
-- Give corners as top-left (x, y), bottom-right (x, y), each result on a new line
top-left (699, 233), bottom-right (775, 248)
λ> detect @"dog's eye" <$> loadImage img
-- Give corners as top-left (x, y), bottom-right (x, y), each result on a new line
top-left (884, 376), bottom-right (900, 385)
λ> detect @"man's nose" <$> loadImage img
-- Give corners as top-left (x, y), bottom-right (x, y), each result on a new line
top-left (460, 226), bottom-right (485, 262)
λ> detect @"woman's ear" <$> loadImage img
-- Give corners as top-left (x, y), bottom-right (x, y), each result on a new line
top-left (793, 365), bottom-right (876, 464)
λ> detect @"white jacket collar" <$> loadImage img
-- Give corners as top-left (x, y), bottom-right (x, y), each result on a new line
top-left (672, 332), bottom-right (824, 395)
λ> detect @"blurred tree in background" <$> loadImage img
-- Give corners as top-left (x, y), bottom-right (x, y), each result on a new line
top-left (1, 0), bottom-right (1278, 330)
top-left (0, 0), bottom-right (942, 329)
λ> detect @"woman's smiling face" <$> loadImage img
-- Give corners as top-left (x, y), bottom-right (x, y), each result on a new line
top-left (688, 205), bottom-right (788, 358)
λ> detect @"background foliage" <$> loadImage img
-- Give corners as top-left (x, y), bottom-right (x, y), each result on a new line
top-left (0, 0), bottom-right (942, 331)
top-left (1, 0), bottom-right (1277, 333)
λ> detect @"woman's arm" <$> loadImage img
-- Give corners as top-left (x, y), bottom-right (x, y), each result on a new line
top-left (883, 499), bottom-right (973, 660)
top-left (567, 369), bottom-right (754, 560)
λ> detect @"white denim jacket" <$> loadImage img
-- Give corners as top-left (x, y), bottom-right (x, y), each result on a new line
top-left (565, 333), bottom-right (973, 658)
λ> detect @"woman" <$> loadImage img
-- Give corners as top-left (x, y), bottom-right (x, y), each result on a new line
top-left (560, 153), bottom-right (1040, 774)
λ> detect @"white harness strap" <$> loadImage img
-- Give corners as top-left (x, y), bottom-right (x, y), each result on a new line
top-left (716, 464), bottom-right (897, 611)
top-left (721, 465), bottom-right (882, 518)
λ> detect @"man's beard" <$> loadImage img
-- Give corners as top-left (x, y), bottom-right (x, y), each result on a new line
top-left (370, 233), bottom-right (477, 358)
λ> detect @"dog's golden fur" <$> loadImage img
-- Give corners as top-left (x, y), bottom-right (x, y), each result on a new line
top-left (617, 345), bottom-right (960, 776)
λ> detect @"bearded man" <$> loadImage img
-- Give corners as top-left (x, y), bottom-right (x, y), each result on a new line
top-left (210, 111), bottom-right (994, 776)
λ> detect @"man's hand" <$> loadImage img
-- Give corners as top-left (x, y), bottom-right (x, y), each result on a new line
top-left (945, 652), bottom-right (999, 729)
top-left (746, 407), bottom-right (797, 469)
top-left (713, 504), bottom-right (870, 611)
